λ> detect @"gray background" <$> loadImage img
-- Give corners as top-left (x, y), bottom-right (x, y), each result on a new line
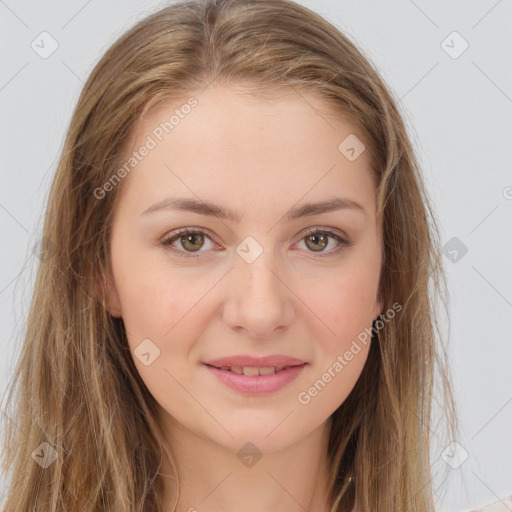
top-left (1, 1), bottom-right (511, 510)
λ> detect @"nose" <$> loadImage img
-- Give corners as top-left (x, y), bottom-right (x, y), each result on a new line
top-left (222, 241), bottom-right (295, 339)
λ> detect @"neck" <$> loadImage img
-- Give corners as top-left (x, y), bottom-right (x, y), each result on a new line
top-left (157, 410), bottom-right (333, 512)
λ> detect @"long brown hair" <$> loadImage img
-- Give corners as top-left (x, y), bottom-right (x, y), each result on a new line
top-left (1, 0), bottom-right (459, 510)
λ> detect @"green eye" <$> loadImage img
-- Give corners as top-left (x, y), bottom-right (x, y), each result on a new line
top-left (161, 228), bottom-right (214, 257)
top-left (160, 227), bottom-right (352, 258)
top-left (298, 228), bottom-right (351, 257)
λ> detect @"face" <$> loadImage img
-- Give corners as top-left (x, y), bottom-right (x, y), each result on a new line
top-left (101, 84), bottom-right (383, 453)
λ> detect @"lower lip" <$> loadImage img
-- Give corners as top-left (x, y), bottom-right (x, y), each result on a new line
top-left (203, 363), bottom-right (307, 395)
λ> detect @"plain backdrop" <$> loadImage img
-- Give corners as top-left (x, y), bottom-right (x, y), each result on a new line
top-left (1, 1), bottom-right (511, 510)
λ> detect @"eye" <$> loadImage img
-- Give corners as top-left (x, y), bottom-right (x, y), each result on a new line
top-left (295, 227), bottom-right (352, 257)
top-left (160, 226), bottom-right (352, 258)
top-left (160, 228), bottom-right (217, 257)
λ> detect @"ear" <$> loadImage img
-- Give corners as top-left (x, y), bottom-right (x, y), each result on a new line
top-left (94, 271), bottom-right (123, 318)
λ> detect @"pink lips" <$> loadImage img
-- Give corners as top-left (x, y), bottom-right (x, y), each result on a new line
top-left (202, 354), bottom-right (307, 395)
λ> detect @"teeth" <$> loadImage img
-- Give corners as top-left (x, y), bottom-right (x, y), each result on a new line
top-left (243, 366), bottom-right (260, 376)
top-left (258, 366), bottom-right (277, 375)
top-left (218, 366), bottom-right (288, 375)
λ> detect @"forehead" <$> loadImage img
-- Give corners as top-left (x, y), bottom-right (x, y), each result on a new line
top-left (116, 84), bottom-right (377, 214)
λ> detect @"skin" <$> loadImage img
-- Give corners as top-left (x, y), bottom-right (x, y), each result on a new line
top-left (102, 84), bottom-right (383, 512)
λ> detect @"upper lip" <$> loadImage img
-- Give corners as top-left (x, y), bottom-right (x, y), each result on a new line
top-left (203, 355), bottom-right (307, 368)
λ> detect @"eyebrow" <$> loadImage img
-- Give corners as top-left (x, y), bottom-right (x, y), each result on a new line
top-left (140, 196), bottom-right (366, 222)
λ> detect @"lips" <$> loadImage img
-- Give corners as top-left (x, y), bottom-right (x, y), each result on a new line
top-left (204, 354), bottom-right (306, 369)
top-left (217, 365), bottom-right (285, 375)
top-left (202, 355), bottom-right (308, 395)
top-left (204, 361), bottom-right (307, 395)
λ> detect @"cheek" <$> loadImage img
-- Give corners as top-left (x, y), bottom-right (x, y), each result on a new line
top-left (296, 342), bottom-right (370, 419)
top-left (114, 262), bottom-right (221, 360)
top-left (304, 265), bottom-right (379, 349)
top-left (115, 273), bottom-right (207, 406)
top-left (296, 277), bottom-right (375, 414)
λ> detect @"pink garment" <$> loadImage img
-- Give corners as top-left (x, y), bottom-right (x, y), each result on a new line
top-left (467, 494), bottom-right (512, 512)
top-left (345, 493), bottom-right (512, 511)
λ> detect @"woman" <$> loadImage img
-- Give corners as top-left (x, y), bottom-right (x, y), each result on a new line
top-left (1, 0), bottom-right (466, 510)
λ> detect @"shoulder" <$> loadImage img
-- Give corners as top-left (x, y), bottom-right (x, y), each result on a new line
top-left (466, 493), bottom-right (512, 511)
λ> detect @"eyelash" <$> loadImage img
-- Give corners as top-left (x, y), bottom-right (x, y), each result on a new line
top-left (160, 227), bottom-right (352, 258)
